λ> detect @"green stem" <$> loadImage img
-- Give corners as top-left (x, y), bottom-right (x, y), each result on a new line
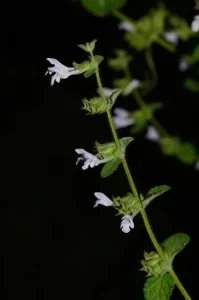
top-left (143, 46), bottom-right (158, 94)
top-left (93, 53), bottom-right (191, 300)
top-left (112, 10), bottom-right (175, 53)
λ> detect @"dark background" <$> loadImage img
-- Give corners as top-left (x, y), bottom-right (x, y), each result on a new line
top-left (2, 0), bottom-right (194, 299)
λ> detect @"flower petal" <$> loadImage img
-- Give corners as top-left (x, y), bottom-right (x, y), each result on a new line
top-left (94, 192), bottom-right (113, 207)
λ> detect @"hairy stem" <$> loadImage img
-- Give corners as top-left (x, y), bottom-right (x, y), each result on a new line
top-left (92, 52), bottom-right (192, 300)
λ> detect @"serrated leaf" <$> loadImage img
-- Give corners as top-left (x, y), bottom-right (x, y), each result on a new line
top-left (184, 78), bottom-right (199, 93)
top-left (144, 274), bottom-right (174, 300)
top-left (100, 157), bottom-right (121, 178)
top-left (81, 0), bottom-right (127, 16)
top-left (143, 185), bottom-right (171, 208)
top-left (162, 233), bottom-right (190, 259)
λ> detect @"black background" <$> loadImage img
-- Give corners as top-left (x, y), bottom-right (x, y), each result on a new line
top-left (2, 0), bottom-right (194, 299)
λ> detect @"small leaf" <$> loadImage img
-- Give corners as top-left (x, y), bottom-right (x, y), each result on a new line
top-left (89, 39), bottom-right (97, 51)
top-left (159, 137), bottom-right (180, 156)
top-left (143, 185), bottom-right (171, 208)
top-left (84, 67), bottom-right (96, 78)
top-left (168, 15), bottom-right (193, 41)
top-left (190, 45), bottom-right (199, 64)
top-left (177, 142), bottom-right (197, 164)
top-left (113, 77), bottom-right (130, 89)
top-left (81, 0), bottom-right (127, 16)
top-left (94, 55), bottom-right (104, 65)
top-left (108, 49), bottom-right (133, 71)
top-left (119, 136), bottom-right (134, 152)
top-left (109, 89), bottom-right (123, 107)
top-left (101, 157), bottom-right (121, 178)
top-left (184, 78), bottom-right (199, 93)
top-left (78, 44), bottom-right (88, 52)
top-left (78, 39), bottom-right (97, 52)
top-left (162, 233), bottom-right (190, 259)
top-left (144, 274), bottom-right (174, 300)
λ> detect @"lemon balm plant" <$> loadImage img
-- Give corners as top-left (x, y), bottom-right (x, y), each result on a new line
top-left (78, 0), bottom-right (199, 169)
top-left (46, 39), bottom-right (192, 300)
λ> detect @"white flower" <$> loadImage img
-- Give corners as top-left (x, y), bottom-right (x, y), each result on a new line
top-left (163, 31), bottom-right (179, 45)
top-left (123, 79), bottom-right (141, 96)
top-left (96, 87), bottom-right (117, 97)
top-left (191, 15), bottom-right (199, 32)
top-left (120, 214), bottom-right (134, 233)
top-left (94, 192), bottom-right (113, 208)
top-left (118, 21), bottom-right (135, 32)
top-left (113, 108), bottom-right (134, 130)
top-left (46, 58), bottom-right (79, 86)
top-left (75, 148), bottom-right (108, 170)
top-left (195, 161), bottom-right (199, 170)
top-left (145, 126), bottom-right (160, 142)
top-left (179, 59), bottom-right (189, 72)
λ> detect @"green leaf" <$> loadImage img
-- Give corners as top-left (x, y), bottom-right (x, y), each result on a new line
top-left (125, 7), bottom-right (168, 51)
top-left (108, 49), bottom-right (133, 71)
top-left (190, 45), bottom-right (199, 64)
top-left (131, 106), bottom-right (152, 134)
top-left (144, 274), bottom-right (174, 300)
top-left (125, 31), bottom-right (151, 51)
top-left (84, 67), bottom-right (96, 78)
top-left (162, 233), bottom-right (190, 259)
top-left (177, 142), bottom-right (197, 164)
top-left (184, 78), bottom-right (199, 93)
top-left (109, 88), bottom-right (123, 106)
top-left (119, 136), bottom-right (134, 152)
top-left (81, 0), bottom-right (127, 16)
top-left (100, 157), bottom-right (121, 178)
top-left (151, 7), bottom-right (168, 34)
top-left (159, 137), bottom-right (180, 156)
top-left (94, 55), bottom-right (104, 65)
top-left (78, 44), bottom-right (88, 52)
top-left (113, 77), bottom-right (130, 89)
top-left (143, 185), bottom-right (171, 208)
top-left (78, 39), bottom-right (97, 52)
top-left (168, 15), bottom-right (193, 41)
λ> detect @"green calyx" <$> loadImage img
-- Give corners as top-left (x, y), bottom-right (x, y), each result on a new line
top-left (82, 89), bottom-right (123, 115)
top-left (96, 137), bottom-right (133, 160)
top-left (140, 251), bottom-right (167, 276)
top-left (113, 193), bottom-right (140, 216)
top-left (96, 137), bottom-right (134, 178)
